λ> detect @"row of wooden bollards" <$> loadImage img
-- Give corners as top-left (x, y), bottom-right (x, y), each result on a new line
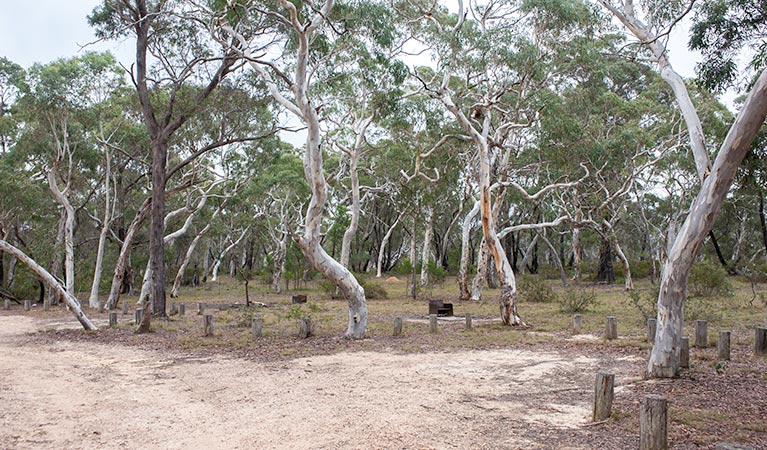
top-left (392, 313), bottom-right (474, 337)
top-left (593, 372), bottom-right (668, 449)
top-left (574, 314), bottom-right (767, 358)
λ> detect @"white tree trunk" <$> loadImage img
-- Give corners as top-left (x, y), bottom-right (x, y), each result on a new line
top-left (459, 200), bottom-right (480, 300)
top-left (272, 232), bottom-right (287, 294)
top-left (210, 228), bottom-right (249, 282)
top-left (0, 240), bottom-right (96, 330)
top-left (613, 239), bottom-right (633, 291)
top-left (376, 212), bottom-right (403, 278)
top-left (170, 222), bottom-right (212, 298)
top-left (339, 118), bottom-right (371, 269)
top-left (420, 207), bottom-right (433, 286)
top-left (47, 169), bottom-right (76, 297)
top-left (470, 236), bottom-right (487, 302)
top-left (518, 234), bottom-right (539, 275)
top-left (106, 199), bottom-right (150, 310)
top-left (89, 150), bottom-right (113, 308)
top-left (648, 69), bottom-right (767, 378)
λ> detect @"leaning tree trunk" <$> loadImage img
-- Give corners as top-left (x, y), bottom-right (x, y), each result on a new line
top-left (613, 239), bottom-right (633, 291)
top-left (420, 207), bottom-right (433, 286)
top-left (89, 150), bottom-right (113, 308)
top-left (458, 200), bottom-right (480, 300)
top-left (171, 222), bottom-right (212, 298)
top-left (48, 212), bottom-right (66, 306)
top-left (376, 212), bottom-right (402, 278)
top-left (0, 240), bottom-right (96, 330)
top-left (106, 198), bottom-right (150, 310)
top-left (648, 68), bottom-right (767, 378)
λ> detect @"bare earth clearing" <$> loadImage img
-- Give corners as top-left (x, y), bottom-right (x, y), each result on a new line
top-left (0, 315), bottom-right (647, 449)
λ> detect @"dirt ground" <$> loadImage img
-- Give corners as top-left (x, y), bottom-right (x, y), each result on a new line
top-left (0, 314), bottom-right (646, 450)
top-left (1, 312), bottom-right (765, 449)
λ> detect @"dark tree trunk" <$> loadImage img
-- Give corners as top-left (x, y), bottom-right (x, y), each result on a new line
top-left (760, 195), bottom-right (767, 255)
top-left (528, 240), bottom-right (539, 274)
top-left (149, 139), bottom-right (168, 319)
top-left (708, 230), bottom-right (734, 274)
top-left (596, 237), bottom-right (615, 284)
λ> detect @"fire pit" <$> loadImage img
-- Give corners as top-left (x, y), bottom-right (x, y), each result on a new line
top-left (428, 300), bottom-right (454, 317)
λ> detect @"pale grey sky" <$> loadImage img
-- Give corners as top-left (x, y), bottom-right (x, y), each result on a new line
top-left (0, 0), bottom-right (133, 69)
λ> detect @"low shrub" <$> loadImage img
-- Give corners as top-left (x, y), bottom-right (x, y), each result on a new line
top-left (559, 287), bottom-right (598, 313)
top-left (688, 260), bottom-right (733, 298)
top-left (518, 275), bottom-right (558, 303)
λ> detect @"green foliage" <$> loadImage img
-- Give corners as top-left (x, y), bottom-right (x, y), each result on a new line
top-left (426, 261), bottom-right (446, 285)
top-left (519, 275), bottom-right (558, 303)
top-left (688, 260), bottom-right (734, 298)
top-left (689, 0), bottom-right (767, 93)
top-left (627, 288), bottom-right (658, 320)
top-left (357, 277), bottom-right (389, 300)
top-left (558, 287), bottom-right (598, 313)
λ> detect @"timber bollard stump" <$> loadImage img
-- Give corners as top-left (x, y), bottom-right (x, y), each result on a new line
top-left (465, 313), bottom-right (472, 330)
top-left (647, 318), bottom-right (657, 342)
top-left (109, 311), bottom-right (118, 327)
top-left (718, 331), bottom-right (731, 361)
top-left (43, 298), bottom-right (50, 311)
top-left (429, 314), bottom-right (438, 334)
top-left (680, 337), bottom-right (690, 369)
top-left (24, 300), bottom-right (30, 311)
top-left (640, 395), bottom-right (668, 450)
top-left (252, 317), bottom-right (263, 339)
top-left (393, 317), bottom-right (403, 337)
top-left (299, 317), bottom-right (312, 338)
top-left (170, 303), bottom-right (177, 315)
top-left (203, 314), bottom-right (213, 336)
top-left (179, 303), bottom-right (186, 316)
top-left (292, 295), bottom-right (307, 304)
top-left (573, 314), bottom-right (582, 334)
top-left (593, 371), bottom-right (615, 422)
top-left (198, 303), bottom-right (204, 315)
top-left (695, 320), bottom-right (708, 348)
top-left (605, 316), bottom-right (617, 340)
top-left (98, 301), bottom-right (104, 313)
top-left (755, 328), bottom-right (767, 356)
top-left (3, 299), bottom-right (9, 310)
top-left (134, 308), bottom-right (143, 325)
top-left (122, 301), bottom-right (129, 315)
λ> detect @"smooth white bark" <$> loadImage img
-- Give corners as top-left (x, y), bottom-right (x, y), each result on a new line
top-left (458, 200), bottom-right (480, 299)
top-left (0, 240), bottom-right (96, 330)
top-left (89, 150), bottom-right (114, 308)
top-left (376, 212), bottom-right (403, 278)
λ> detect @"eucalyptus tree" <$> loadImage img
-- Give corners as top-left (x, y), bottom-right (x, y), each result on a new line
top-left (599, 0), bottom-right (767, 377)
top-left (90, 0), bottom-right (242, 329)
top-left (402, 0), bottom-right (596, 324)
top-left (16, 52), bottom-right (125, 303)
top-left (0, 58), bottom-right (25, 155)
top-left (218, 0), bottom-right (387, 338)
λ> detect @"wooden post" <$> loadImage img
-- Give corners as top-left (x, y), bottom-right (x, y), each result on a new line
top-left (465, 313), bottom-right (472, 330)
top-left (43, 298), bottom-right (50, 311)
top-left (170, 302), bottom-right (177, 315)
top-left (717, 331), bottom-right (731, 361)
top-left (605, 316), bottom-right (617, 340)
top-left (755, 327), bottom-right (767, 356)
top-left (198, 303), bottom-right (204, 315)
top-left (640, 395), bottom-right (668, 450)
top-left (680, 337), bottom-right (690, 369)
top-left (203, 314), bottom-right (213, 336)
top-left (3, 299), bottom-right (9, 310)
top-left (429, 314), bottom-right (438, 334)
top-left (98, 301), bottom-right (104, 313)
top-left (134, 308), bottom-right (143, 325)
top-left (592, 371), bottom-right (615, 421)
top-left (24, 300), bottom-right (30, 311)
top-left (573, 314), bottom-right (582, 334)
top-left (299, 317), bottom-right (312, 339)
top-left (109, 311), bottom-right (118, 327)
top-left (393, 317), bottom-right (403, 337)
top-left (251, 317), bottom-right (263, 339)
top-left (695, 320), bottom-right (708, 348)
top-left (647, 318), bottom-right (657, 342)
top-left (178, 303), bottom-right (186, 316)
top-left (121, 301), bottom-right (129, 315)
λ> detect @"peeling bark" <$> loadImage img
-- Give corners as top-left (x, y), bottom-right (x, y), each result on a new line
top-left (648, 69), bottom-right (767, 378)
top-left (458, 200), bottom-right (480, 300)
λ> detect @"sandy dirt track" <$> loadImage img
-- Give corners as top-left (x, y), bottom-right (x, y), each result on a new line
top-left (0, 316), bottom-right (640, 449)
